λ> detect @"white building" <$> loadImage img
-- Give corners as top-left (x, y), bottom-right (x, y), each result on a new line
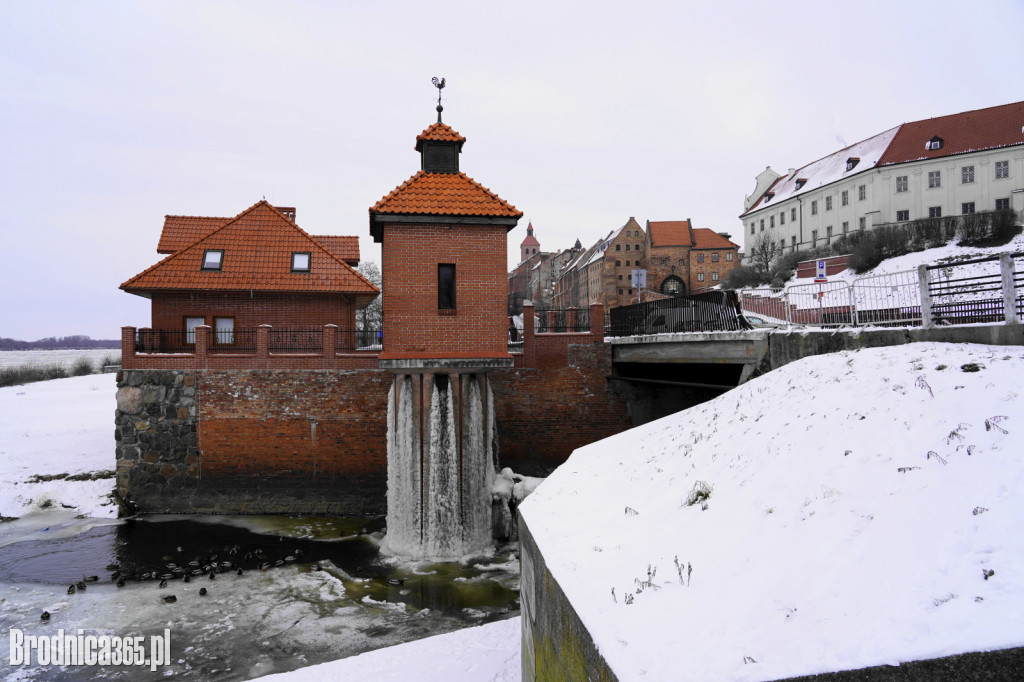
top-left (740, 101), bottom-right (1024, 256)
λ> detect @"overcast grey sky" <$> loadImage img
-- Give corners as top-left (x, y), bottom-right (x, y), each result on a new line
top-left (2, 0), bottom-right (1022, 340)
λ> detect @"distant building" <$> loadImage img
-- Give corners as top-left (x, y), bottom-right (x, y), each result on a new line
top-left (507, 224), bottom-right (581, 314)
top-left (740, 101), bottom-right (1024, 257)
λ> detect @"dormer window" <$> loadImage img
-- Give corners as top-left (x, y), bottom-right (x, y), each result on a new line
top-left (845, 157), bottom-right (860, 171)
top-left (764, 191), bottom-right (774, 203)
top-left (925, 136), bottom-right (943, 151)
top-left (794, 178), bottom-right (807, 190)
top-left (202, 249), bottom-right (224, 271)
top-left (291, 252), bottom-right (311, 272)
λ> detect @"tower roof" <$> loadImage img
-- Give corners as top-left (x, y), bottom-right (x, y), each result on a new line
top-left (521, 221), bottom-right (540, 247)
top-left (415, 122), bottom-right (466, 151)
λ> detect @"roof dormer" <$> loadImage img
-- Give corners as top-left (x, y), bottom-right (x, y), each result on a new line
top-left (845, 157), bottom-right (860, 171)
top-left (925, 136), bottom-right (943, 151)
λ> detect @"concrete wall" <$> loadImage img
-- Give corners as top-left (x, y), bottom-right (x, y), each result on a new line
top-left (519, 517), bottom-right (618, 682)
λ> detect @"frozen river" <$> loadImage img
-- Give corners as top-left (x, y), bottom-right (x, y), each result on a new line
top-left (0, 349), bottom-right (121, 370)
top-left (0, 512), bottom-right (520, 681)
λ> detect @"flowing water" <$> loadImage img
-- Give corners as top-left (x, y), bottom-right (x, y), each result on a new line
top-left (0, 513), bottom-right (519, 681)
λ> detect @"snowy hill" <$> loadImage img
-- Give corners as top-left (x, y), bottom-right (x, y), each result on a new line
top-left (520, 342), bottom-right (1024, 680)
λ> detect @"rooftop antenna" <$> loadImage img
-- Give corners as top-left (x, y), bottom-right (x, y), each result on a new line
top-left (432, 76), bottom-right (446, 123)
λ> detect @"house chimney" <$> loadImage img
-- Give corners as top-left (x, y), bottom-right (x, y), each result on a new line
top-left (276, 207), bottom-right (297, 221)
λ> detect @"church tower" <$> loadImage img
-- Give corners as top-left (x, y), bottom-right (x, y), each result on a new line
top-left (520, 222), bottom-right (540, 262)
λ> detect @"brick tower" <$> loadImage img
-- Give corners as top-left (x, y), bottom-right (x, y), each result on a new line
top-left (369, 84), bottom-right (522, 558)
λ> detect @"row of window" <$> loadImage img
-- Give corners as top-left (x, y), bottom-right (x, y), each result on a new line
top-left (615, 243), bottom-right (643, 251)
top-left (202, 249), bottom-right (311, 272)
top-left (896, 161), bottom-right (1010, 193)
top-left (895, 199), bottom-right (1011, 222)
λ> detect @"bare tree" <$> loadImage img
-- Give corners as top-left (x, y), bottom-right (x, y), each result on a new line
top-left (356, 261), bottom-right (382, 331)
top-left (748, 231), bottom-right (779, 278)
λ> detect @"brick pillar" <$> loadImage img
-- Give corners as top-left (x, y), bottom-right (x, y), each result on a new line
top-left (523, 302), bottom-right (535, 368)
top-left (323, 325), bottom-right (337, 367)
top-left (567, 307), bottom-right (578, 333)
top-left (121, 326), bottom-right (136, 369)
top-left (257, 325), bottom-right (271, 359)
top-left (545, 310), bottom-right (557, 332)
top-left (195, 325), bottom-right (211, 358)
top-left (589, 303), bottom-right (604, 341)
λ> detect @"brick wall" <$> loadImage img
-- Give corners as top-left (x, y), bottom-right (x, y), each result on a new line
top-left (380, 223), bottom-right (509, 358)
top-left (689, 248), bottom-right (739, 288)
top-left (646, 244), bottom-right (691, 295)
top-left (491, 342), bottom-right (630, 476)
top-left (151, 291), bottom-right (357, 332)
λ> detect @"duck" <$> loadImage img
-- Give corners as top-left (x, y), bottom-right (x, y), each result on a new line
top-left (183, 575), bottom-right (190, 583)
top-left (83, 575), bottom-right (99, 583)
top-left (116, 578), bottom-right (126, 588)
top-left (75, 581), bottom-right (87, 592)
top-left (236, 568), bottom-right (243, 576)
top-left (158, 579), bottom-right (167, 589)
top-left (67, 584), bottom-right (76, 594)
top-left (208, 571), bottom-right (216, 581)
top-left (199, 587), bottom-right (207, 596)
top-left (41, 610), bottom-right (51, 621)
top-left (161, 595), bottom-right (176, 603)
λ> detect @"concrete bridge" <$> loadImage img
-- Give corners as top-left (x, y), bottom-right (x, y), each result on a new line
top-left (607, 324), bottom-right (1024, 425)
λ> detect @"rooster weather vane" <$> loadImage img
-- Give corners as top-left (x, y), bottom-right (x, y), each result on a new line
top-left (432, 76), bottom-right (446, 123)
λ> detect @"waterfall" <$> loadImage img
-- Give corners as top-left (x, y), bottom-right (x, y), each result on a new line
top-left (382, 373), bottom-right (496, 560)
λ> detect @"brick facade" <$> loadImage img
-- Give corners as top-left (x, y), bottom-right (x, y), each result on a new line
top-left (151, 291), bottom-right (357, 334)
top-left (379, 223), bottom-right (510, 359)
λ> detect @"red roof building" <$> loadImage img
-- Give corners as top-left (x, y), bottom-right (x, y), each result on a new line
top-left (121, 200), bottom-right (378, 351)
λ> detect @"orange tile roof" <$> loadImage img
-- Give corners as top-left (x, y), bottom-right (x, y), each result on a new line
top-left (157, 216), bottom-right (229, 254)
top-left (371, 170), bottom-right (522, 218)
top-left (692, 228), bottom-right (739, 250)
top-left (121, 201), bottom-right (378, 302)
top-left (648, 220), bottom-right (693, 247)
top-left (879, 101), bottom-right (1024, 166)
top-left (415, 122), bottom-right (466, 150)
top-left (520, 222), bottom-right (540, 247)
top-left (312, 235), bottom-right (360, 264)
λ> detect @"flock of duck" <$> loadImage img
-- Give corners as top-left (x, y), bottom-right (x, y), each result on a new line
top-left (47, 541), bottom-right (316, 619)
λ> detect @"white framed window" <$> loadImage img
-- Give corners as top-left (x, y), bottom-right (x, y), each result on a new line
top-left (961, 202), bottom-right (976, 215)
top-left (750, 224), bottom-right (755, 235)
top-left (996, 198), bottom-right (1010, 211)
top-left (711, 253), bottom-right (719, 263)
top-left (291, 252), bottom-right (311, 272)
top-left (811, 200), bottom-right (818, 215)
top-left (726, 252), bottom-right (733, 261)
top-left (791, 235), bottom-right (797, 248)
top-left (842, 221), bottom-right (849, 234)
top-left (925, 136), bottom-right (943, 151)
top-left (770, 216), bottom-right (775, 228)
top-left (214, 317), bottom-right (235, 345)
top-left (791, 208), bottom-right (797, 221)
top-left (929, 206), bottom-right (942, 218)
top-left (826, 225), bottom-right (833, 243)
top-left (711, 272), bottom-right (719, 281)
top-left (697, 253), bottom-right (704, 263)
top-left (896, 210), bottom-right (909, 222)
top-left (961, 166), bottom-right (975, 184)
top-left (811, 229), bottom-right (818, 245)
top-left (841, 190), bottom-right (848, 206)
top-left (858, 184), bottom-right (866, 201)
top-left (780, 239), bottom-right (785, 250)
top-left (760, 219), bottom-right (764, 232)
top-left (896, 176), bottom-right (908, 193)
top-left (928, 170), bottom-right (941, 188)
top-left (995, 160), bottom-right (1009, 179)
top-left (697, 273), bottom-right (705, 282)
top-left (859, 217), bottom-right (866, 230)
top-left (202, 249), bottom-right (224, 270)
top-left (825, 196), bottom-right (833, 211)
top-left (184, 317), bottom-right (205, 344)
top-left (780, 212), bottom-right (785, 225)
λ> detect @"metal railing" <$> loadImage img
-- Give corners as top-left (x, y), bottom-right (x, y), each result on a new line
top-left (268, 328), bottom-right (323, 353)
top-left (211, 329), bottom-right (257, 354)
top-left (533, 308), bottom-right (592, 333)
top-left (608, 291), bottom-right (750, 336)
top-left (136, 329), bottom-right (191, 354)
top-left (739, 250), bottom-right (1023, 329)
top-left (334, 329), bottom-right (383, 352)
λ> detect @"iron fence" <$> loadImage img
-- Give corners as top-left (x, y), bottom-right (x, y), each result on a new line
top-left (608, 291), bottom-right (750, 336)
top-left (334, 329), bottom-right (383, 352)
top-left (533, 308), bottom-right (592, 333)
top-left (268, 328), bottom-right (323, 353)
top-left (211, 329), bottom-right (257, 354)
top-left (135, 329), bottom-right (191, 354)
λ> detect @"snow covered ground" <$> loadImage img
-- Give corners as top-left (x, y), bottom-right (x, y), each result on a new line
top-left (521, 342), bottom-right (1024, 680)
top-left (0, 373), bottom-right (119, 519)
top-left (0, 349), bottom-right (120, 370)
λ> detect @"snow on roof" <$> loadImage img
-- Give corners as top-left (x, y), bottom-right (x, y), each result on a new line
top-left (743, 126), bottom-right (899, 216)
top-left (520, 342), bottom-right (1024, 680)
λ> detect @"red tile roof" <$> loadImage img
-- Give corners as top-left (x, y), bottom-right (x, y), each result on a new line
top-left (371, 170), bottom-right (522, 218)
top-left (312, 235), bottom-right (360, 264)
top-left (121, 201), bottom-right (378, 303)
top-left (878, 101), bottom-right (1024, 166)
top-left (157, 216), bottom-right (229, 254)
top-left (521, 222), bottom-right (540, 247)
top-left (647, 220), bottom-right (693, 246)
top-left (692, 228), bottom-right (739, 250)
top-left (415, 122), bottom-right (467, 150)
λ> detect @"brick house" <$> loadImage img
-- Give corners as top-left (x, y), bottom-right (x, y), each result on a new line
top-left (645, 220), bottom-right (740, 295)
top-left (120, 200), bottom-right (379, 351)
